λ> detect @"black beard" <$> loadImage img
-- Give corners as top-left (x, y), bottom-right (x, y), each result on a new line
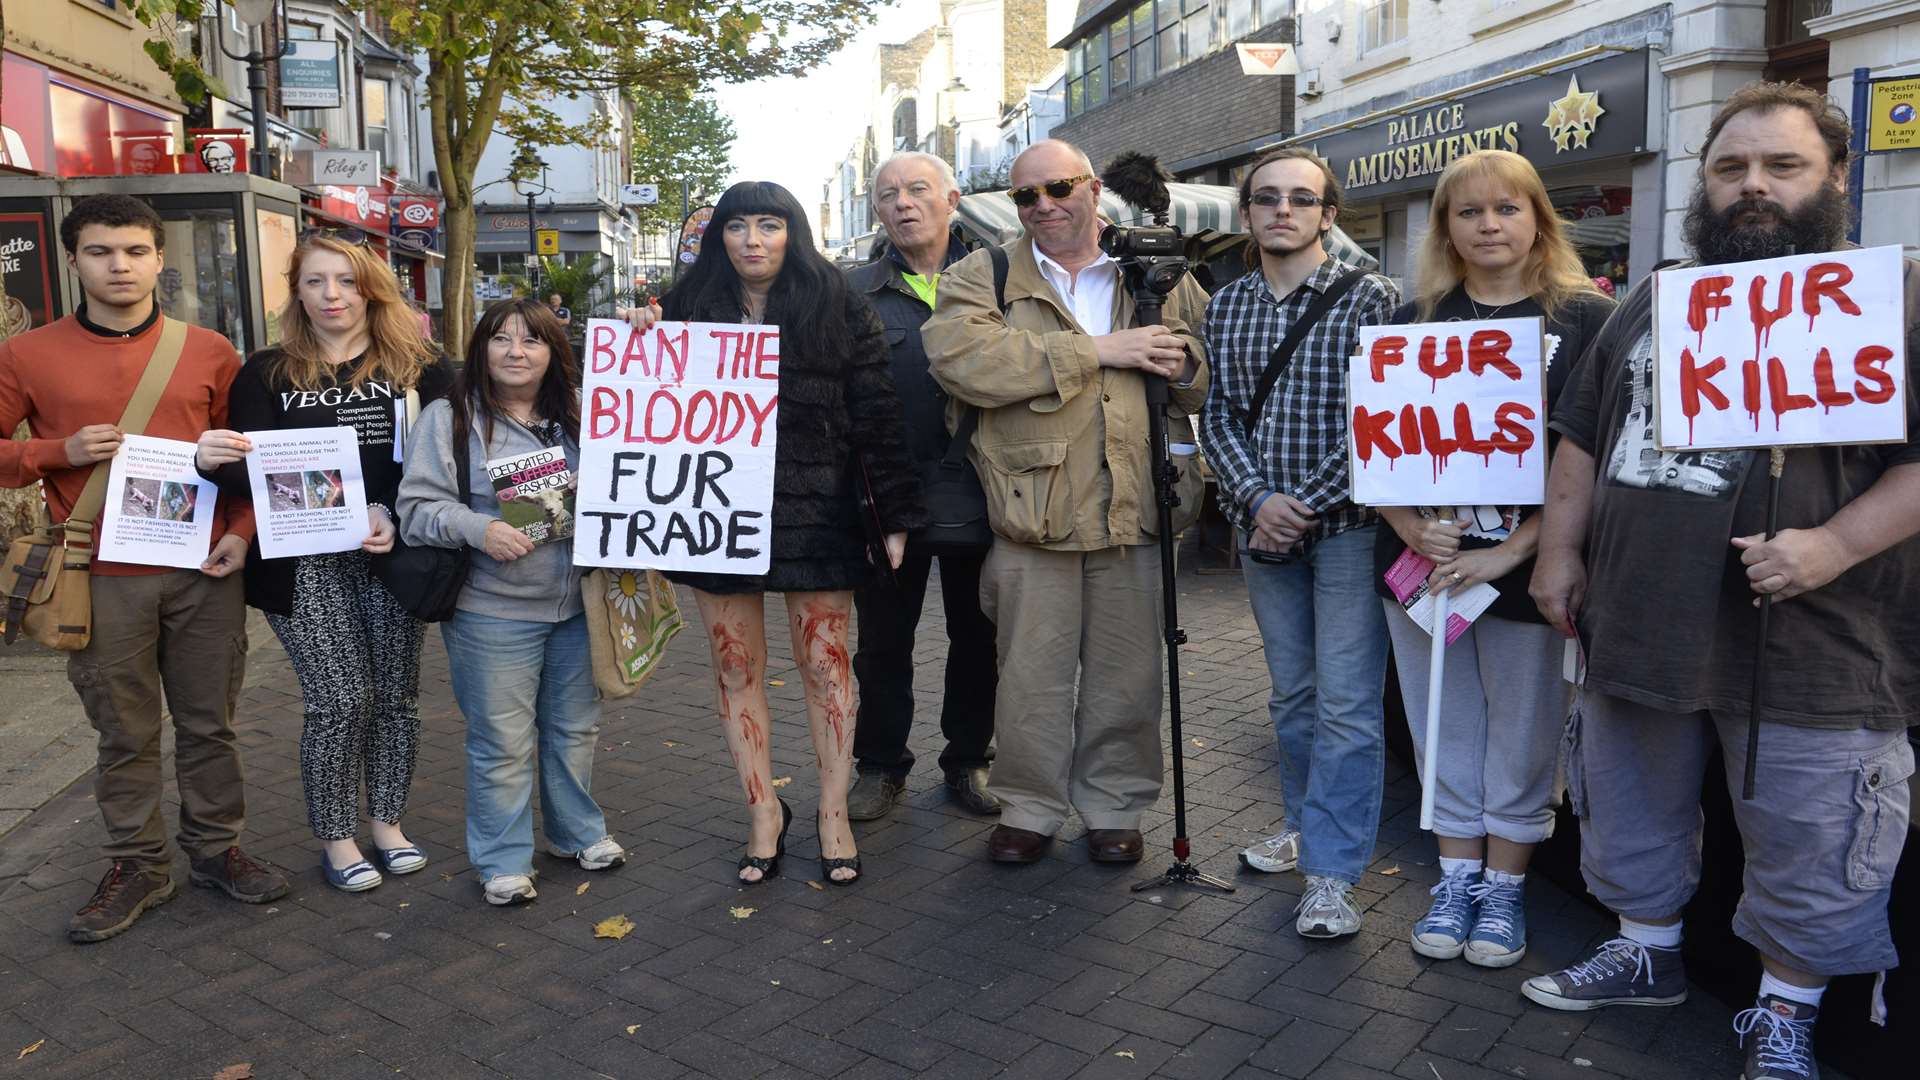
top-left (1682, 181), bottom-right (1852, 264)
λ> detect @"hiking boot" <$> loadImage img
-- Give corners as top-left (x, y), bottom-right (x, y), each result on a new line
top-left (1410, 867), bottom-right (1477, 960)
top-left (1464, 877), bottom-right (1527, 968)
top-left (1295, 875), bottom-right (1363, 939)
top-left (68, 861), bottom-right (176, 943)
top-left (189, 846), bottom-right (290, 904)
top-left (1239, 828), bottom-right (1301, 873)
top-left (847, 771), bottom-right (904, 821)
top-left (1521, 937), bottom-right (1688, 1010)
top-left (1735, 994), bottom-right (1819, 1080)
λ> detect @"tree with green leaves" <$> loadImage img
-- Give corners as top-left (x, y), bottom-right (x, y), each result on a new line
top-left (369, 0), bottom-right (876, 357)
top-left (628, 88), bottom-right (736, 237)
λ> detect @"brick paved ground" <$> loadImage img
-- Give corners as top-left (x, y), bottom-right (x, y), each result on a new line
top-left (0, 550), bottom-right (1780, 1080)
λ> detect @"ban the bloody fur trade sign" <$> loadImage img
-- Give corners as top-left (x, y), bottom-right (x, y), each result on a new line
top-left (1348, 317), bottom-right (1549, 507)
top-left (574, 318), bottom-right (778, 574)
top-left (1653, 246), bottom-right (1907, 450)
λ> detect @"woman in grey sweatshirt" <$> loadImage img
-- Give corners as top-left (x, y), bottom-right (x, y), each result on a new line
top-left (397, 298), bottom-right (625, 907)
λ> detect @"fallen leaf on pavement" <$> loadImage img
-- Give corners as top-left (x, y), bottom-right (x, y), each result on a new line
top-left (770, 979), bottom-right (781, 986)
top-left (1114, 1049), bottom-right (1136, 1059)
top-left (396, 902), bottom-right (409, 909)
top-left (1191, 738), bottom-right (1205, 748)
top-left (729, 906), bottom-right (756, 919)
top-left (767, 679), bottom-right (785, 686)
top-left (576, 882), bottom-right (590, 896)
top-left (594, 914), bottom-right (636, 940)
top-left (625, 1024), bottom-right (641, 1036)
top-left (662, 741), bottom-right (681, 748)
top-left (806, 880), bottom-right (824, 891)
top-left (213, 1065), bottom-right (254, 1080)
top-left (821, 938), bottom-right (833, 944)
top-left (17, 1040), bottom-right (43, 1060)
top-left (1380, 866), bottom-right (1402, 877)
top-left (770, 776), bottom-right (793, 788)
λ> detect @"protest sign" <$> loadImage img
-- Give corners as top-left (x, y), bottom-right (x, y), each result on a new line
top-left (574, 318), bottom-right (777, 574)
top-left (243, 427), bottom-right (370, 558)
top-left (1653, 245), bottom-right (1907, 450)
top-left (1348, 316), bottom-right (1548, 506)
top-left (98, 435), bottom-right (218, 569)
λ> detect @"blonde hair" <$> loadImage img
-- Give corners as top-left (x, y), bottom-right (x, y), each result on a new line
top-left (1414, 150), bottom-right (1602, 322)
top-left (274, 234), bottom-right (438, 391)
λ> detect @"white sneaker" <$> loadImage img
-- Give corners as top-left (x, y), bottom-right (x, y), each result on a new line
top-left (1295, 875), bottom-right (1363, 939)
top-left (555, 836), bottom-right (627, 871)
top-left (1239, 829), bottom-right (1301, 873)
top-left (483, 873), bottom-right (538, 906)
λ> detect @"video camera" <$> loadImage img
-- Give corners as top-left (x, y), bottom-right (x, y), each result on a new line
top-left (1098, 152), bottom-right (1189, 303)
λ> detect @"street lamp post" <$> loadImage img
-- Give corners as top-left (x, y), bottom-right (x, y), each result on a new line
top-left (512, 150), bottom-right (550, 296)
top-left (221, 0), bottom-right (292, 178)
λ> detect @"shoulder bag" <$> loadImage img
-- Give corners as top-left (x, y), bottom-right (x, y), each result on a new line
top-left (906, 245), bottom-right (1012, 559)
top-left (370, 388), bottom-right (471, 621)
top-left (2, 318), bottom-right (189, 650)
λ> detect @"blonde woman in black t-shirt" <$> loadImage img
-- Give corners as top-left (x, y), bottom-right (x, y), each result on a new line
top-left (196, 234), bottom-right (450, 893)
top-left (1373, 150), bottom-right (1614, 969)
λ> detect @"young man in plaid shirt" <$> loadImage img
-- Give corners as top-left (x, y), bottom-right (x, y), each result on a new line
top-left (1197, 149), bottom-right (1399, 938)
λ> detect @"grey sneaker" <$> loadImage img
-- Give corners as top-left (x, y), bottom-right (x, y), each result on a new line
top-left (1735, 995), bottom-right (1819, 1080)
top-left (1239, 828), bottom-right (1301, 873)
top-left (552, 836), bottom-right (626, 871)
top-left (1521, 937), bottom-right (1687, 1011)
top-left (847, 771), bottom-right (905, 822)
top-left (483, 873), bottom-right (538, 906)
top-left (1295, 875), bottom-right (1362, 938)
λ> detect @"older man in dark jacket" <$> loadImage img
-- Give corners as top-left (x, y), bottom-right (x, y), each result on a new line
top-left (844, 152), bottom-right (999, 821)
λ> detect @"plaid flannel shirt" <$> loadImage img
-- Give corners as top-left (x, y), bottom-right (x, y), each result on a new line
top-left (1198, 259), bottom-right (1400, 543)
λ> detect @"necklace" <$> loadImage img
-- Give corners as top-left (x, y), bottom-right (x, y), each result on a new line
top-left (1465, 289), bottom-right (1527, 321)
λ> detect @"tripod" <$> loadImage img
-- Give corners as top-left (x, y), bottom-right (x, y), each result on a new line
top-left (1126, 284), bottom-right (1235, 896)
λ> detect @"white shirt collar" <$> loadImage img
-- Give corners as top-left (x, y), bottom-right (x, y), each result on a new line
top-left (1032, 245), bottom-right (1116, 284)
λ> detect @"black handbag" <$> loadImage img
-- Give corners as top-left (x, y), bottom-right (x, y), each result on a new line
top-left (372, 427), bottom-right (471, 622)
top-left (911, 407), bottom-right (991, 557)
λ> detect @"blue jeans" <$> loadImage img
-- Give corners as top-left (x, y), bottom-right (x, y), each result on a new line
top-left (441, 611), bottom-right (608, 882)
top-left (1242, 526), bottom-right (1390, 884)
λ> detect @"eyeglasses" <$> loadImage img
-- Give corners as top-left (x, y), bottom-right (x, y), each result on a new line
top-left (1249, 192), bottom-right (1326, 209)
top-left (1009, 174), bottom-right (1094, 208)
top-left (300, 227), bottom-right (372, 246)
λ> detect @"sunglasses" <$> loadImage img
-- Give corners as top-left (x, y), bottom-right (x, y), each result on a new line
top-left (1009, 174), bottom-right (1094, 208)
top-left (1249, 192), bottom-right (1326, 209)
top-left (300, 226), bottom-right (372, 245)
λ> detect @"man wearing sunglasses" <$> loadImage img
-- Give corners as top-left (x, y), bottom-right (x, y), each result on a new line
top-left (922, 140), bottom-right (1209, 866)
top-left (1196, 148), bottom-right (1399, 939)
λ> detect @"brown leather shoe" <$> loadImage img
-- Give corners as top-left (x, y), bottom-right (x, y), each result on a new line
top-left (987, 825), bottom-right (1050, 863)
top-left (188, 846), bottom-right (290, 904)
top-left (1087, 829), bottom-right (1144, 863)
top-left (69, 861), bottom-right (176, 944)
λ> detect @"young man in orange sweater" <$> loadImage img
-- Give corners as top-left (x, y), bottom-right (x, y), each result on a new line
top-left (0, 194), bottom-right (288, 943)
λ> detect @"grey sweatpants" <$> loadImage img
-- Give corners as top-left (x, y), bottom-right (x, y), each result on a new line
top-left (1568, 690), bottom-right (1911, 976)
top-left (979, 539), bottom-right (1165, 835)
top-left (1384, 603), bottom-right (1568, 844)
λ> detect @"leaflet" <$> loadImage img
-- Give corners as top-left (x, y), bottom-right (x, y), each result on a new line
top-left (488, 445), bottom-right (575, 545)
top-left (97, 435), bottom-right (218, 569)
top-left (243, 426), bottom-right (369, 558)
top-left (1383, 548), bottom-right (1498, 645)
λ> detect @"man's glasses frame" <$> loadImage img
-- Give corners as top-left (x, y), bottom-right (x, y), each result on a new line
top-left (1009, 174), bottom-right (1095, 208)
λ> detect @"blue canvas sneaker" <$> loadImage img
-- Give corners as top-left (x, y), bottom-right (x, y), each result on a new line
top-left (1464, 877), bottom-right (1526, 968)
top-left (1410, 867), bottom-right (1477, 960)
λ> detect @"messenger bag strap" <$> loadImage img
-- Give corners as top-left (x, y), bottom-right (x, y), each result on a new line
top-left (1243, 269), bottom-right (1367, 438)
top-left (943, 244), bottom-right (1015, 462)
top-left (65, 316), bottom-right (190, 533)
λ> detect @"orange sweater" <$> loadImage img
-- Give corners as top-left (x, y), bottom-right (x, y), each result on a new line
top-left (0, 313), bottom-right (256, 575)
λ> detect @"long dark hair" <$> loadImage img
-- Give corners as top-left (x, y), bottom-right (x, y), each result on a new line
top-left (661, 180), bottom-right (851, 363)
top-left (452, 298), bottom-right (581, 452)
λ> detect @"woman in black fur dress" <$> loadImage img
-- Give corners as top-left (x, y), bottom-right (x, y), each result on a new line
top-left (648, 181), bottom-right (923, 885)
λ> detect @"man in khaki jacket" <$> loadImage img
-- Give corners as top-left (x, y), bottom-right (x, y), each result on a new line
top-left (922, 140), bottom-right (1208, 864)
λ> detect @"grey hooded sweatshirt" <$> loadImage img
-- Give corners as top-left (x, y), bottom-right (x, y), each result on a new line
top-left (396, 396), bottom-right (584, 622)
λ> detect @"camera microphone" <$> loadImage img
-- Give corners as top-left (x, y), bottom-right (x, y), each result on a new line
top-left (1101, 151), bottom-right (1173, 219)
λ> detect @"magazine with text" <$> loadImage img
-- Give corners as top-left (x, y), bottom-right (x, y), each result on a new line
top-left (488, 446), bottom-right (575, 545)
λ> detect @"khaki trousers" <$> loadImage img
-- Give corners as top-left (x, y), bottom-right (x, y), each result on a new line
top-left (66, 570), bottom-right (249, 871)
top-left (979, 539), bottom-right (1164, 835)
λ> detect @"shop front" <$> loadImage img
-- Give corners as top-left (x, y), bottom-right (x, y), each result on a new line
top-left (1293, 48), bottom-right (1653, 295)
top-left (472, 205), bottom-right (624, 306)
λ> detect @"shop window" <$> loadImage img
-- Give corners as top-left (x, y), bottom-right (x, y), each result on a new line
top-left (1185, 9), bottom-right (1213, 60)
top-left (1764, 0), bottom-right (1830, 87)
top-left (256, 207), bottom-right (297, 345)
top-left (1359, 0), bottom-right (1409, 55)
top-left (1132, 3), bottom-right (1156, 85)
top-left (1110, 19), bottom-right (1131, 88)
top-left (364, 78), bottom-right (390, 170)
top-left (158, 209), bottom-right (249, 355)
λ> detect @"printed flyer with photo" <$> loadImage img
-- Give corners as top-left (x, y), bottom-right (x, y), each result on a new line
top-left (488, 445), bottom-right (575, 545)
top-left (98, 435), bottom-right (219, 569)
top-left (243, 426), bottom-right (370, 558)
top-left (1383, 548), bottom-right (1499, 645)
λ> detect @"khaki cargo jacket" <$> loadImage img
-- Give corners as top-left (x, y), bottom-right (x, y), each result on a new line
top-left (921, 236), bottom-right (1210, 551)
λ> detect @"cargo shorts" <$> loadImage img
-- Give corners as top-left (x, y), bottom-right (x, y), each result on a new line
top-left (1565, 689), bottom-right (1911, 977)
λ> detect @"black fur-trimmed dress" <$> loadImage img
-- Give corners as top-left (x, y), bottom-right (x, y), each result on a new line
top-left (661, 286), bottom-right (925, 595)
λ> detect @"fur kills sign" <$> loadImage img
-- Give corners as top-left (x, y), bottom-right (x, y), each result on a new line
top-left (575, 318), bottom-right (779, 574)
top-left (1654, 246), bottom-right (1907, 450)
top-left (1348, 317), bottom-right (1548, 506)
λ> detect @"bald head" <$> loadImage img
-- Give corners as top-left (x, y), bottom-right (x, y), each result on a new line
top-left (1009, 140), bottom-right (1102, 262)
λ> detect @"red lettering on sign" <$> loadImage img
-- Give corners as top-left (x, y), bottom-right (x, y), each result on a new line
top-left (1853, 345), bottom-right (1896, 403)
top-left (588, 386), bottom-right (621, 438)
top-left (1466, 330), bottom-right (1521, 380)
top-left (1351, 406), bottom-right (1399, 465)
top-left (754, 331), bottom-right (781, 380)
top-left (1803, 261), bottom-right (1859, 331)
top-left (589, 324), bottom-right (618, 373)
top-left (1812, 348), bottom-right (1853, 411)
top-left (1369, 336), bottom-right (1408, 383)
top-left (1418, 336), bottom-right (1464, 391)
top-left (1680, 347), bottom-right (1729, 443)
top-left (1687, 275), bottom-right (1734, 351)
top-left (1491, 402), bottom-right (1538, 461)
top-left (1742, 359), bottom-right (1762, 432)
top-left (1748, 271), bottom-right (1793, 363)
top-left (1766, 356), bottom-right (1816, 429)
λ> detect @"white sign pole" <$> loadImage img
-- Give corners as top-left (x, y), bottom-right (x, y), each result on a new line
top-left (1419, 589), bottom-right (1450, 832)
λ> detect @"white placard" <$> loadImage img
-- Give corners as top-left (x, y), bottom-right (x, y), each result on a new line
top-left (1653, 245), bottom-right (1908, 450)
top-left (98, 435), bottom-right (218, 569)
top-left (574, 318), bottom-right (778, 574)
top-left (1349, 316), bottom-right (1549, 506)
top-left (243, 427), bottom-right (370, 559)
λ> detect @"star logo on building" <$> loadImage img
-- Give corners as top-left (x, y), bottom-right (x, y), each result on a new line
top-left (1543, 75), bottom-right (1606, 152)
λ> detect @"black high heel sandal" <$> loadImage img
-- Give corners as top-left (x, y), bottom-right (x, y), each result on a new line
top-left (738, 798), bottom-right (792, 885)
top-left (818, 810), bottom-right (862, 887)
